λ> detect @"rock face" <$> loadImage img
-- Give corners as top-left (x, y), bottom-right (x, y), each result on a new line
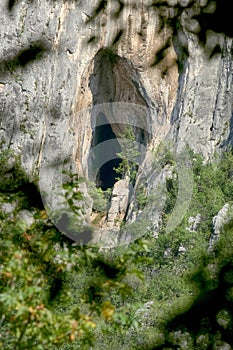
top-left (0, 202), bottom-right (17, 219)
top-left (106, 177), bottom-right (130, 228)
top-left (208, 203), bottom-right (233, 251)
top-left (186, 214), bottom-right (202, 232)
top-left (0, 0), bottom-right (177, 177)
top-left (170, 30), bottom-right (233, 159)
top-left (134, 301), bottom-right (155, 327)
top-left (0, 1), bottom-right (232, 238)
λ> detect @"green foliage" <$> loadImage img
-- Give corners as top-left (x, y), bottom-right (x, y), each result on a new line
top-left (215, 151), bottom-right (233, 202)
top-left (85, 180), bottom-right (111, 212)
top-left (135, 184), bottom-right (149, 209)
top-left (163, 174), bottom-right (178, 216)
top-left (0, 208), bottom-right (98, 349)
top-left (1, 148), bottom-right (233, 350)
top-left (0, 208), bottom-right (149, 349)
top-left (152, 221), bottom-right (233, 349)
top-left (163, 150), bottom-right (233, 234)
top-left (0, 150), bottom-right (28, 192)
top-left (0, 163), bottom-right (150, 349)
top-left (114, 126), bottom-right (140, 183)
top-left (153, 142), bottom-right (175, 168)
top-left (62, 171), bottom-right (83, 215)
top-left (142, 150), bottom-right (233, 349)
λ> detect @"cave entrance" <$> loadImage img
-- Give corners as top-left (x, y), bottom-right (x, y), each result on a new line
top-left (96, 158), bottom-right (121, 191)
top-left (88, 48), bottom-right (150, 191)
top-left (92, 113), bottom-right (122, 191)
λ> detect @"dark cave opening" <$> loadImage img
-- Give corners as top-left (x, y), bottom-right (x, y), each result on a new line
top-left (93, 114), bottom-right (117, 145)
top-left (92, 112), bottom-right (122, 190)
top-left (96, 158), bottom-right (122, 191)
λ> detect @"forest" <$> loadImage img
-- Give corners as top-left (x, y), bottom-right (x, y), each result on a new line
top-left (1, 148), bottom-right (233, 349)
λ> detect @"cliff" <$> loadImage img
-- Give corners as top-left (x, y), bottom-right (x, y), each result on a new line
top-left (0, 0), bottom-right (232, 245)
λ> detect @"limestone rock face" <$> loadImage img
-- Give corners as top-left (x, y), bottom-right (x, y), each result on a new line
top-left (170, 23), bottom-right (233, 158)
top-left (0, 0), bottom-right (177, 178)
top-left (0, 1), bottom-right (232, 238)
top-left (1, 1), bottom-right (232, 167)
top-left (208, 203), bottom-right (233, 251)
top-left (186, 214), bottom-right (202, 232)
top-left (106, 178), bottom-right (130, 228)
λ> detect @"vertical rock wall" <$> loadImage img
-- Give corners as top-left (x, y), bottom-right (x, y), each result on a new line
top-left (0, 0), bottom-right (232, 237)
top-left (171, 26), bottom-right (233, 158)
top-left (0, 0), bottom-right (178, 178)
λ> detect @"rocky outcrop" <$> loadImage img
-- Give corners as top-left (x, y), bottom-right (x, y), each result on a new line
top-left (186, 214), bottom-right (202, 232)
top-left (0, 201), bottom-right (17, 219)
top-left (17, 209), bottom-right (35, 230)
top-left (170, 25), bottom-right (233, 158)
top-left (134, 301), bottom-right (155, 327)
top-left (208, 203), bottom-right (233, 251)
top-left (106, 177), bottom-right (130, 228)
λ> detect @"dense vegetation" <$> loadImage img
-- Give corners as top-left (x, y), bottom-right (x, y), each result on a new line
top-left (0, 148), bottom-right (233, 349)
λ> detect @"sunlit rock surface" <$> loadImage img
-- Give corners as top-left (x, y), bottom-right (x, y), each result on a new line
top-left (0, 0), bottom-right (232, 238)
